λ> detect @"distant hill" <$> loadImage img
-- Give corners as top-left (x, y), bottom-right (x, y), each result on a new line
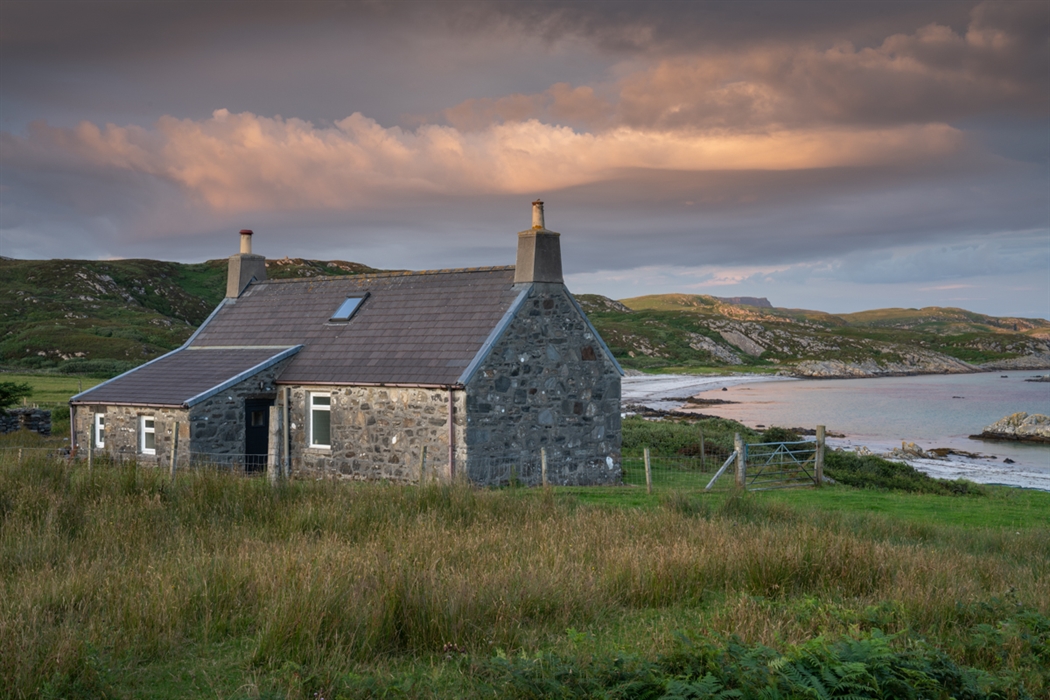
top-left (583, 293), bottom-right (1050, 377)
top-left (3, 259), bottom-right (1048, 378)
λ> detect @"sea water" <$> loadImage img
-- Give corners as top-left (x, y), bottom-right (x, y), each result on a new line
top-left (693, 370), bottom-right (1050, 487)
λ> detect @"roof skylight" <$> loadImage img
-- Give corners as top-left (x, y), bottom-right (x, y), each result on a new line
top-left (330, 293), bottom-right (368, 322)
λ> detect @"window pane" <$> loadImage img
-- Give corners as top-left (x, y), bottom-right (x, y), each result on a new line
top-left (331, 297), bottom-right (364, 320)
top-left (145, 418), bottom-right (154, 429)
top-left (312, 395), bottom-right (330, 407)
top-left (145, 431), bottom-right (155, 450)
top-left (312, 409), bottom-right (330, 446)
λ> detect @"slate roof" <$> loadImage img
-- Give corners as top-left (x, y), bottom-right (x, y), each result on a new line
top-left (71, 346), bottom-right (300, 407)
top-left (190, 267), bottom-right (522, 386)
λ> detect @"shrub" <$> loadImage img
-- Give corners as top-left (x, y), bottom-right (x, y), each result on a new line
top-left (825, 450), bottom-right (985, 496)
top-left (760, 426), bottom-right (802, 443)
top-left (0, 381), bottom-right (33, 409)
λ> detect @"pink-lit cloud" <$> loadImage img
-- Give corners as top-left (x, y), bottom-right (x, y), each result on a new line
top-left (4, 112), bottom-right (967, 213)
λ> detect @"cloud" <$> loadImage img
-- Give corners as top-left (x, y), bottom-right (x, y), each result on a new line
top-left (443, 1), bottom-right (1048, 132)
top-left (4, 109), bottom-right (969, 213)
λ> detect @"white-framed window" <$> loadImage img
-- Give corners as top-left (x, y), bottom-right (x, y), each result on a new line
top-left (94, 413), bottom-right (106, 448)
top-left (140, 415), bottom-right (156, 455)
top-left (309, 393), bottom-right (331, 448)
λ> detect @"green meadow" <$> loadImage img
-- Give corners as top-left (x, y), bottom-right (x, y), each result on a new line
top-left (1, 451), bottom-right (1047, 699)
top-left (2, 380), bottom-right (1048, 698)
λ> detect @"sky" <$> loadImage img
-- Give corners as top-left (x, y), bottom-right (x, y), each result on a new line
top-left (1, 0), bottom-right (1048, 318)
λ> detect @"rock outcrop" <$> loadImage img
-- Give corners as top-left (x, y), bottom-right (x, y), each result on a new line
top-left (790, 354), bottom-right (977, 378)
top-left (686, 333), bottom-right (743, 364)
top-left (719, 330), bottom-right (765, 357)
top-left (980, 354), bottom-right (1050, 370)
top-left (971, 412), bottom-right (1050, 444)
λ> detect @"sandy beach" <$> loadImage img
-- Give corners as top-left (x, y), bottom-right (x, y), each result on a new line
top-left (621, 372), bottom-right (792, 412)
top-left (623, 373), bottom-right (1050, 491)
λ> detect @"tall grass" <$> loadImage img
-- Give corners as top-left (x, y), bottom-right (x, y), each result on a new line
top-left (2, 455), bottom-right (1047, 697)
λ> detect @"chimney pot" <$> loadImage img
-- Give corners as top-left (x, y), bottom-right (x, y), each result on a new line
top-left (239, 229), bottom-right (254, 254)
top-left (531, 199), bottom-right (545, 229)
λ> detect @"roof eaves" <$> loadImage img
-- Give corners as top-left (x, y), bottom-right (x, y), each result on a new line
top-left (70, 298), bottom-right (232, 404)
top-left (456, 285), bottom-right (532, 386)
top-left (183, 345), bottom-right (303, 408)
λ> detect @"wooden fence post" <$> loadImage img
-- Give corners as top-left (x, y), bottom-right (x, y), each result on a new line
top-left (87, 444), bottom-right (93, 473)
top-left (815, 425), bottom-right (825, 487)
top-left (282, 387), bottom-right (291, 480)
top-left (734, 433), bottom-right (745, 488)
top-left (419, 445), bottom-right (427, 484)
top-left (169, 421), bottom-right (180, 481)
top-left (644, 447), bottom-right (652, 494)
top-left (541, 447), bottom-right (548, 488)
top-left (268, 406), bottom-right (283, 487)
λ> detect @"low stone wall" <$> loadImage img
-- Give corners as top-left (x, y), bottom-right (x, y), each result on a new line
top-left (0, 408), bottom-right (52, 436)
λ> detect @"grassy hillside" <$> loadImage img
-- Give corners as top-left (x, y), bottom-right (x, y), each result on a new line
top-left (0, 257), bottom-right (379, 375)
top-left (581, 293), bottom-right (1050, 374)
top-left (4, 257), bottom-right (1048, 378)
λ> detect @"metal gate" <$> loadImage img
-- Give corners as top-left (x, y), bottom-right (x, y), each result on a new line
top-left (744, 440), bottom-right (819, 491)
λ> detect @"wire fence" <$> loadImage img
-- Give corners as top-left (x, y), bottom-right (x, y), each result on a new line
top-left (1, 433), bottom-right (824, 492)
top-left (0, 446), bottom-right (273, 476)
top-left (622, 444), bottom-right (739, 492)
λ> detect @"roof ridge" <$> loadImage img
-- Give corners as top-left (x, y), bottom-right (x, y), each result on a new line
top-left (256, 265), bottom-right (515, 285)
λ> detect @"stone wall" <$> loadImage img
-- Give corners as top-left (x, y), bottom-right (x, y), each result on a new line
top-left (0, 408), bottom-right (51, 436)
top-left (188, 358), bottom-right (293, 457)
top-left (73, 404), bottom-right (190, 465)
top-left (286, 385), bottom-right (465, 482)
top-left (465, 284), bottom-right (621, 486)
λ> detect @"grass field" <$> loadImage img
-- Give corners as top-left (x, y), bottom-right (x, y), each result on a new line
top-left (0, 372), bottom-right (104, 440)
top-left (2, 454), bottom-right (1047, 699)
top-left (0, 372), bottom-right (103, 406)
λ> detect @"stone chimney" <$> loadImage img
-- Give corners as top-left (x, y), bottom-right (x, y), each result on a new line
top-left (514, 200), bottom-right (563, 285)
top-left (226, 229), bottom-right (267, 298)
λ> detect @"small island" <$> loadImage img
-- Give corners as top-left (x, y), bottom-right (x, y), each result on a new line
top-left (971, 412), bottom-right (1050, 444)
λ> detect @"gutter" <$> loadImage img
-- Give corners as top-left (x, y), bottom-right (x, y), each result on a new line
top-left (275, 380), bottom-right (465, 389)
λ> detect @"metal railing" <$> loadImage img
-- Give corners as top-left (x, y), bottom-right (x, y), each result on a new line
top-left (744, 440), bottom-right (818, 491)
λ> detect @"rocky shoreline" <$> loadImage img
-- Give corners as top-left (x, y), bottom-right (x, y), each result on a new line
top-left (969, 412), bottom-right (1050, 445)
top-left (785, 363), bottom-right (1050, 380)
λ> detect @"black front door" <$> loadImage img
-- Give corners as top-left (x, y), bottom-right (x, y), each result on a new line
top-left (244, 398), bottom-right (273, 472)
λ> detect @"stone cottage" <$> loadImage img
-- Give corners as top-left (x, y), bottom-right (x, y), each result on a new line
top-left (70, 202), bottom-right (623, 485)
